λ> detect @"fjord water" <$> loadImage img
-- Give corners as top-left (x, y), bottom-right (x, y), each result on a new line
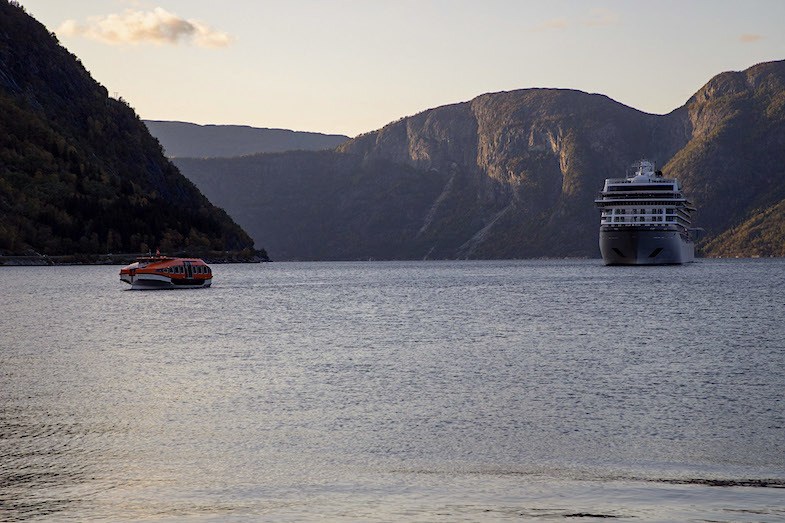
top-left (1, 259), bottom-right (783, 522)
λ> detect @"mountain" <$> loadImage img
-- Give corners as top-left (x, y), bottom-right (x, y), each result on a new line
top-left (0, 1), bottom-right (258, 259)
top-left (175, 91), bottom-right (671, 260)
top-left (175, 60), bottom-right (785, 261)
top-left (175, 151), bottom-right (448, 260)
top-left (663, 61), bottom-right (785, 256)
top-left (143, 120), bottom-right (350, 158)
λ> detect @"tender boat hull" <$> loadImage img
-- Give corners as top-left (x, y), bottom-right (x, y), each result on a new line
top-left (123, 274), bottom-right (212, 290)
top-left (600, 228), bottom-right (694, 265)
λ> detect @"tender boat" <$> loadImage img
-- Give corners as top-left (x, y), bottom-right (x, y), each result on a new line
top-left (595, 160), bottom-right (697, 265)
top-left (120, 255), bottom-right (212, 290)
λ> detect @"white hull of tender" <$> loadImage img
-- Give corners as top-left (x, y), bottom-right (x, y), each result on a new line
top-left (123, 274), bottom-right (212, 290)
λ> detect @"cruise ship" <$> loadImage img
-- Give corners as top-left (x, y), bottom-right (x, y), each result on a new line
top-left (595, 160), bottom-right (696, 265)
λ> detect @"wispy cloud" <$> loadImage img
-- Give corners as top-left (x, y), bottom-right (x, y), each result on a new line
top-left (531, 9), bottom-right (620, 32)
top-left (531, 18), bottom-right (569, 32)
top-left (584, 8), bottom-right (620, 27)
top-left (739, 33), bottom-right (764, 43)
top-left (57, 7), bottom-right (232, 48)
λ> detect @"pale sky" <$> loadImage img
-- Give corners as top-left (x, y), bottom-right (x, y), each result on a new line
top-left (16, 0), bottom-right (785, 137)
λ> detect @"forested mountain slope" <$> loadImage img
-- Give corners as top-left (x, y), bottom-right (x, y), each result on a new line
top-left (0, 1), bottom-right (256, 257)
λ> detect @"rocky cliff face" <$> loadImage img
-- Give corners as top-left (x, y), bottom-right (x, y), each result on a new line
top-left (176, 60), bottom-right (785, 260)
top-left (666, 60), bottom-right (785, 242)
top-left (337, 89), bottom-right (693, 258)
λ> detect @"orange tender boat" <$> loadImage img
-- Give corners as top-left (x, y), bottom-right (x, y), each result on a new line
top-left (120, 255), bottom-right (213, 290)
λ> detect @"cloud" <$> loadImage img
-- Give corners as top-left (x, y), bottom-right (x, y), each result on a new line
top-left (531, 9), bottom-right (619, 32)
top-left (57, 7), bottom-right (232, 48)
top-left (531, 18), bottom-right (569, 32)
top-left (739, 33), bottom-right (764, 43)
top-left (584, 8), bottom-right (619, 27)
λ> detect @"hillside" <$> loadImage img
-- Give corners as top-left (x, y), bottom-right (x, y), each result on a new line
top-left (175, 60), bottom-right (785, 261)
top-left (0, 1), bottom-right (257, 258)
top-left (176, 151), bottom-right (447, 260)
top-left (664, 60), bottom-right (785, 244)
top-left (701, 197), bottom-right (785, 257)
top-left (144, 120), bottom-right (350, 158)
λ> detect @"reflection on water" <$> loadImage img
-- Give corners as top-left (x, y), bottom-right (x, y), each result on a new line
top-left (1, 260), bottom-right (784, 521)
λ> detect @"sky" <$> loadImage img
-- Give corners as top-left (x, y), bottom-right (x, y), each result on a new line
top-left (15, 0), bottom-right (785, 137)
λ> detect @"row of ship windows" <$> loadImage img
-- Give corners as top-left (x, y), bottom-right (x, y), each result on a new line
top-left (605, 208), bottom-right (676, 215)
top-left (161, 265), bottom-right (211, 275)
top-left (606, 216), bottom-right (677, 222)
top-left (601, 196), bottom-right (681, 202)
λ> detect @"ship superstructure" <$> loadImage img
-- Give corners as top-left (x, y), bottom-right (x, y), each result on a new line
top-left (595, 160), bottom-right (696, 265)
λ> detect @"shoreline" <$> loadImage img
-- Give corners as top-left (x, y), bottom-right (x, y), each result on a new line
top-left (1, 254), bottom-right (778, 267)
top-left (0, 252), bottom-right (270, 266)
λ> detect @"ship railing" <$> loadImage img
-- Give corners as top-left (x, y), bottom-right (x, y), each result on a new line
top-left (600, 220), bottom-right (678, 226)
top-left (605, 176), bottom-right (674, 183)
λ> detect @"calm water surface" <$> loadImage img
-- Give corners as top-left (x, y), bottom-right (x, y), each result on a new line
top-left (1, 259), bottom-right (784, 521)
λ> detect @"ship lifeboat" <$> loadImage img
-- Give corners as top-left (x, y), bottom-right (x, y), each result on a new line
top-left (120, 255), bottom-right (212, 290)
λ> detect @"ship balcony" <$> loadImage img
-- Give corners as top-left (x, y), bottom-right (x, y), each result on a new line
top-left (600, 215), bottom-right (682, 226)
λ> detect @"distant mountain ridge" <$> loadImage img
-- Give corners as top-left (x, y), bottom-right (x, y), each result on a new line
top-left (0, 1), bottom-right (257, 258)
top-left (144, 120), bottom-right (350, 158)
top-left (175, 59), bottom-right (785, 260)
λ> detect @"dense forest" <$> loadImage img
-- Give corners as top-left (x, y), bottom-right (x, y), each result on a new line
top-left (0, 1), bottom-right (259, 258)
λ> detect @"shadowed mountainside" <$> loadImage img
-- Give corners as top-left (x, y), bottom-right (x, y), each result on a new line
top-left (175, 151), bottom-right (448, 260)
top-left (176, 60), bottom-right (785, 260)
top-left (144, 120), bottom-right (350, 158)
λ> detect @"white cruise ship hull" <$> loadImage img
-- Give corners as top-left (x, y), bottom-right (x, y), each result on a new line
top-left (599, 228), bottom-right (694, 265)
